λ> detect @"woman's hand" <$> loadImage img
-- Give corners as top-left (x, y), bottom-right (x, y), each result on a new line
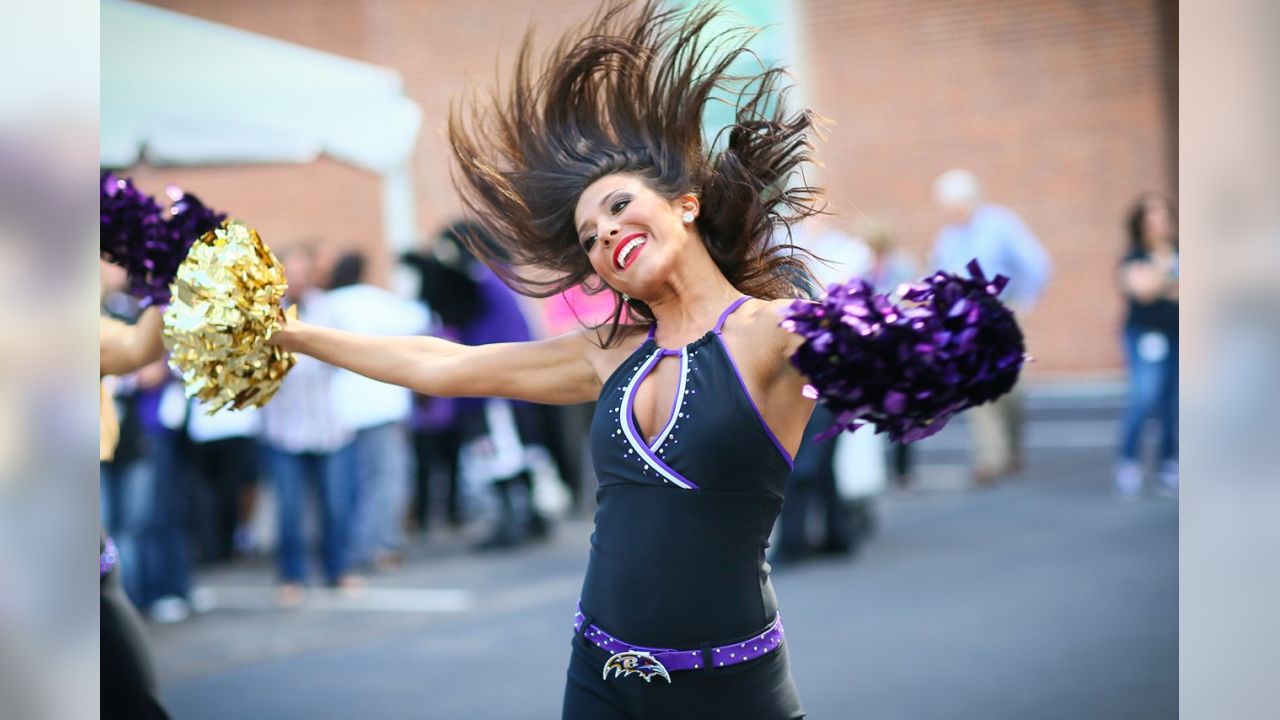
top-left (266, 305), bottom-right (303, 352)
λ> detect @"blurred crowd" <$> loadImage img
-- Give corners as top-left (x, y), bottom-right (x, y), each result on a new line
top-left (99, 170), bottom-right (1178, 620)
top-left (99, 220), bottom-right (615, 618)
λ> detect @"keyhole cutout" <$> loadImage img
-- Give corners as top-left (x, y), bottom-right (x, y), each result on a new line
top-left (631, 352), bottom-right (684, 449)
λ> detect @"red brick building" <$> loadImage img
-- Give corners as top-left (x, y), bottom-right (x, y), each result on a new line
top-left (125, 0), bottom-right (1177, 377)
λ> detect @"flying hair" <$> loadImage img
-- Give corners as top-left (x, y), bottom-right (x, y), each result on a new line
top-left (449, 0), bottom-right (825, 346)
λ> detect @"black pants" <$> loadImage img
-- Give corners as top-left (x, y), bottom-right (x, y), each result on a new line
top-left (101, 570), bottom-right (171, 719)
top-left (190, 436), bottom-right (258, 562)
top-left (411, 426), bottom-right (463, 530)
top-left (561, 631), bottom-right (804, 720)
top-left (780, 405), bottom-right (853, 555)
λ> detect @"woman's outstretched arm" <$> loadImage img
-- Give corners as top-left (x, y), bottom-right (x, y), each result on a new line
top-left (100, 306), bottom-right (166, 377)
top-left (270, 318), bottom-right (606, 405)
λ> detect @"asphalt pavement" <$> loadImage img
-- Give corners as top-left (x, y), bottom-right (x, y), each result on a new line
top-left (152, 384), bottom-right (1177, 719)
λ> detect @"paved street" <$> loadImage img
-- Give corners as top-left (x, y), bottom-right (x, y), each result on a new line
top-left (152, 386), bottom-right (1177, 719)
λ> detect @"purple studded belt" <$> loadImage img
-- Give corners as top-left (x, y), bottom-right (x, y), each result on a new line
top-left (574, 603), bottom-right (785, 683)
top-left (100, 536), bottom-right (118, 578)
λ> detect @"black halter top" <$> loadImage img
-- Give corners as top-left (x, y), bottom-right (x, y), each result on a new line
top-left (580, 296), bottom-right (795, 647)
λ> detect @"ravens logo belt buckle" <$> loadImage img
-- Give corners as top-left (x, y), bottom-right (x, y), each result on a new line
top-left (602, 650), bottom-right (671, 683)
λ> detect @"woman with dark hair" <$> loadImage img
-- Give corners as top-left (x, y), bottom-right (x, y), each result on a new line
top-left (1115, 193), bottom-right (1179, 501)
top-left (272, 2), bottom-right (820, 716)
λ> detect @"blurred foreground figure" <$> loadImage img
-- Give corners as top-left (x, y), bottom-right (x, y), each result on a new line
top-left (1114, 194), bottom-right (1179, 500)
top-left (932, 169), bottom-right (1051, 485)
top-left (100, 299), bottom-right (172, 719)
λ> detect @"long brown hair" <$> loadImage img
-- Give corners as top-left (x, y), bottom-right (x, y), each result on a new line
top-left (449, 0), bottom-right (824, 346)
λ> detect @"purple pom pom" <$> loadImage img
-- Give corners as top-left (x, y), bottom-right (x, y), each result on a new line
top-left (101, 171), bottom-right (165, 303)
top-left (100, 172), bottom-right (226, 307)
top-left (783, 259), bottom-right (1026, 443)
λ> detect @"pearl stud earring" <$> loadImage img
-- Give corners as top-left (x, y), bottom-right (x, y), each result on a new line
top-left (682, 212), bottom-right (695, 224)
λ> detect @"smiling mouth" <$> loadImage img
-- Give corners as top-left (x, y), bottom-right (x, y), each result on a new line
top-left (614, 234), bottom-right (647, 270)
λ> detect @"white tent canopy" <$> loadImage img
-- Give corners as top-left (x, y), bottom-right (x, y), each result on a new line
top-left (102, 0), bottom-right (421, 172)
top-left (101, 0), bottom-right (422, 246)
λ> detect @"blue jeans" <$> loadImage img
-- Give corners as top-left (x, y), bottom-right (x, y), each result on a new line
top-left (268, 444), bottom-right (356, 585)
top-left (349, 422), bottom-right (414, 565)
top-left (100, 429), bottom-right (190, 608)
top-left (1119, 326), bottom-right (1178, 462)
top-left (101, 458), bottom-right (152, 605)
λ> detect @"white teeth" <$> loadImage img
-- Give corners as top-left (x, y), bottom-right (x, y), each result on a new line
top-left (617, 237), bottom-right (645, 268)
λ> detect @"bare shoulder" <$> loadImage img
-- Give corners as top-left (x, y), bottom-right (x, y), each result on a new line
top-left (577, 322), bottom-right (651, 382)
top-left (739, 297), bottom-right (810, 355)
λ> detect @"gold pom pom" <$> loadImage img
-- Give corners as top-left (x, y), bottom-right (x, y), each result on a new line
top-left (163, 221), bottom-right (295, 413)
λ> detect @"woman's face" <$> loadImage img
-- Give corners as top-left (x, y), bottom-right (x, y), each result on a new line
top-left (573, 172), bottom-right (696, 300)
top-left (1142, 198), bottom-right (1176, 246)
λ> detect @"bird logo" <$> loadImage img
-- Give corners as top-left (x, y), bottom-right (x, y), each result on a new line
top-left (602, 651), bottom-right (672, 683)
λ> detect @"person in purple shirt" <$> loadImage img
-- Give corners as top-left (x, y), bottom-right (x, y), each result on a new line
top-left (406, 222), bottom-right (550, 549)
top-left (932, 169), bottom-right (1052, 485)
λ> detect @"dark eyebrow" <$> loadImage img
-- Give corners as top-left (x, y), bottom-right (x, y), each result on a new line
top-left (576, 189), bottom-right (625, 238)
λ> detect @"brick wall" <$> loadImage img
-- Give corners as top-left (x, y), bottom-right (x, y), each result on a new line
top-left (800, 0), bottom-right (1176, 375)
top-left (131, 0), bottom-right (1175, 375)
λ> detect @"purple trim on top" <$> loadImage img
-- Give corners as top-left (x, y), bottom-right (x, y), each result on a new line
top-left (647, 323), bottom-right (657, 340)
top-left (715, 334), bottom-right (795, 469)
top-left (713, 296), bottom-right (751, 334)
top-left (621, 350), bottom-right (699, 489)
top-left (574, 604), bottom-right (785, 673)
top-left (647, 348), bottom-right (689, 451)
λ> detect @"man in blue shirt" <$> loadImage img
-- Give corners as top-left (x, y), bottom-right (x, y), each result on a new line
top-left (932, 169), bottom-right (1051, 485)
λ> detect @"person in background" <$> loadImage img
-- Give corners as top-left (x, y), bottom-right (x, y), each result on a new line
top-left (539, 285), bottom-right (618, 511)
top-left (185, 396), bottom-right (261, 563)
top-left (1115, 193), bottom-right (1179, 500)
top-left (932, 169), bottom-right (1051, 486)
top-left (774, 219), bottom-right (873, 565)
top-left (400, 240), bottom-right (478, 534)
top-left (258, 244), bottom-right (360, 607)
top-left (408, 222), bottom-right (551, 550)
top-left (326, 251), bottom-right (430, 570)
top-left (859, 216), bottom-right (921, 488)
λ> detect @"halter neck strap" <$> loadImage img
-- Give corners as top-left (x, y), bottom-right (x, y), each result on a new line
top-left (713, 296), bottom-right (751, 334)
top-left (646, 296), bottom-right (750, 342)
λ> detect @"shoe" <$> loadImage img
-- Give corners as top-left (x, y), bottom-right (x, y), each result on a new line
top-left (473, 530), bottom-right (520, 551)
top-left (149, 595), bottom-right (191, 624)
top-left (276, 583), bottom-right (306, 610)
top-left (527, 513), bottom-right (552, 541)
top-left (372, 549), bottom-right (405, 573)
top-left (334, 574), bottom-right (366, 596)
top-left (1113, 460), bottom-right (1143, 502)
top-left (972, 467), bottom-right (999, 488)
top-left (188, 586), bottom-right (217, 614)
top-left (1155, 460), bottom-right (1178, 498)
